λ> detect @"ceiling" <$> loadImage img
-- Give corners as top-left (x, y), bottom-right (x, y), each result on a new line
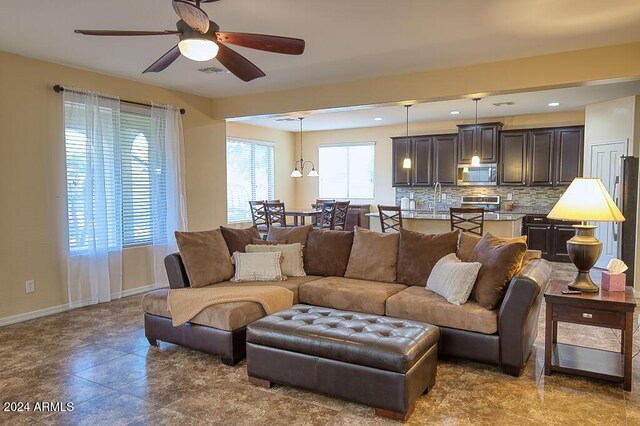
top-left (240, 80), bottom-right (640, 132)
top-left (1, 1), bottom-right (640, 98)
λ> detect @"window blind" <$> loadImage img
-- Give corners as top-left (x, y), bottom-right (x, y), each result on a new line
top-left (318, 142), bottom-right (375, 199)
top-left (226, 138), bottom-right (275, 223)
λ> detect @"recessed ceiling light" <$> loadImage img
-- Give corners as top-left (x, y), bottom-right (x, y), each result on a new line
top-left (374, 117), bottom-right (383, 121)
top-left (548, 102), bottom-right (560, 107)
top-left (450, 111), bottom-right (460, 115)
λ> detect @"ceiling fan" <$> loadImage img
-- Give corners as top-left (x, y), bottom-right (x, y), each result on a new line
top-left (74, 0), bottom-right (305, 82)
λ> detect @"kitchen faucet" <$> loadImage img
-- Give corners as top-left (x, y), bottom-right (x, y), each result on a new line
top-left (433, 182), bottom-right (442, 215)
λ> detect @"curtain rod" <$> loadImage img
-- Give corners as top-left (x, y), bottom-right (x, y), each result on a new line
top-left (53, 85), bottom-right (186, 115)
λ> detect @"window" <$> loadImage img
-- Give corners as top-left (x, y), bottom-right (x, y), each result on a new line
top-left (226, 138), bottom-right (275, 223)
top-left (318, 142), bottom-right (375, 199)
top-left (64, 102), bottom-right (166, 251)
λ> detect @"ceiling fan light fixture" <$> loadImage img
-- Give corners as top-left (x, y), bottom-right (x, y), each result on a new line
top-left (178, 38), bottom-right (219, 61)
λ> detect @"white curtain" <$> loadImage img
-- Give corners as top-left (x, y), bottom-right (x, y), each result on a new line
top-left (151, 104), bottom-right (188, 287)
top-left (64, 88), bottom-right (123, 308)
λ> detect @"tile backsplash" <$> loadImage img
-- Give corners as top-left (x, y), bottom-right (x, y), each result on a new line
top-left (396, 186), bottom-right (566, 214)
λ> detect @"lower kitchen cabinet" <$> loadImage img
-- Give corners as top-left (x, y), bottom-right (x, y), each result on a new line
top-left (522, 215), bottom-right (578, 262)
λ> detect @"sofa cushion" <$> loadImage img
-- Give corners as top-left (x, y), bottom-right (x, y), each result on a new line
top-left (174, 229), bottom-right (234, 288)
top-left (246, 243), bottom-right (306, 277)
top-left (141, 276), bottom-right (323, 330)
top-left (298, 276), bottom-right (407, 315)
top-left (385, 286), bottom-right (498, 334)
top-left (220, 226), bottom-right (261, 255)
top-left (469, 233), bottom-right (528, 310)
top-left (304, 229), bottom-right (354, 277)
top-left (345, 226), bottom-right (399, 283)
top-left (397, 228), bottom-right (459, 286)
top-left (457, 232), bottom-right (527, 263)
top-left (426, 253), bottom-right (482, 305)
top-left (267, 225), bottom-right (313, 246)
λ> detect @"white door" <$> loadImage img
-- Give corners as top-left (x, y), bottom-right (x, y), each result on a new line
top-left (589, 141), bottom-right (626, 268)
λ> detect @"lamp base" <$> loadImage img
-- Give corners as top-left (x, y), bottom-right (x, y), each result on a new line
top-left (566, 225), bottom-right (602, 294)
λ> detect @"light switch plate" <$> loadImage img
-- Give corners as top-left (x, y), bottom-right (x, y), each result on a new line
top-left (507, 193), bottom-right (513, 201)
top-left (25, 280), bottom-right (35, 293)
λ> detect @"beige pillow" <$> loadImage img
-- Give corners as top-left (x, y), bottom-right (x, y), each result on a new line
top-left (231, 252), bottom-right (286, 283)
top-left (344, 226), bottom-right (400, 283)
top-left (246, 243), bottom-right (306, 277)
top-left (427, 253), bottom-right (482, 305)
top-left (175, 229), bottom-right (234, 288)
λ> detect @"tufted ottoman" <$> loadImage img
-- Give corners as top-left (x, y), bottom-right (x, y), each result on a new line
top-left (246, 304), bottom-right (439, 421)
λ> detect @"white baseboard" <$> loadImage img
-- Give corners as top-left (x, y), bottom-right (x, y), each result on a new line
top-left (0, 303), bottom-right (70, 327)
top-left (0, 282), bottom-right (169, 327)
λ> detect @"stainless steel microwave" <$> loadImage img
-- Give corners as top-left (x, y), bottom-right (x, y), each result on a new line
top-left (457, 164), bottom-right (497, 186)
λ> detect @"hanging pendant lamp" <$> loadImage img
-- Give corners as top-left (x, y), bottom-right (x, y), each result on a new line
top-left (471, 98), bottom-right (481, 167)
top-left (402, 105), bottom-right (412, 169)
top-left (290, 117), bottom-right (318, 178)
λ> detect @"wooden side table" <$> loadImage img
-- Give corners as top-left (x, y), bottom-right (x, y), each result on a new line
top-left (544, 280), bottom-right (636, 391)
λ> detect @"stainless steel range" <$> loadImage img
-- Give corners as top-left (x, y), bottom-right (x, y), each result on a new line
top-left (460, 195), bottom-right (501, 212)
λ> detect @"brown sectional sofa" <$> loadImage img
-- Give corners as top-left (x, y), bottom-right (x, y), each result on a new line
top-left (143, 227), bottom-right (551, 375)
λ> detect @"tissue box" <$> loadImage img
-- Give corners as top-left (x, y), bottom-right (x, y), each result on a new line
top-left (601, 271), bottom-right (626, 291)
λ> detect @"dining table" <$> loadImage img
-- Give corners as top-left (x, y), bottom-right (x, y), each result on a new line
top-left (285, 208), bottom-right (322, 226)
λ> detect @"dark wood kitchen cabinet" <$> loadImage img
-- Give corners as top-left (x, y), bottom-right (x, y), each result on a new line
top-left (391, 134), bottom-right (457, 187)
top-left (522, 215), bottom-right (579, 262)
top-left (499, 131), bottom-right (527, 186)
top-left (457, 122), bottom-right (502, 164)
top-left (555, 127), bottom-right (584, 185)
top-left (528, 129), bottom-right (555, 186)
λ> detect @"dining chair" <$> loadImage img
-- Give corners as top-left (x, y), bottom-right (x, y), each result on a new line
top-left (317, 202), bottom-right (337, 229)
top-left (248, 200), bottom-right (268, 233)
top-left (313, 199), bottom-right (335, 209)
top-left (264, 202), bottom-right (287, 228)
top-left (450, 207), bottom-right (485, 236)
top-left (377, 205), bottom-right (403, 233)
top-left (333, 201), bottom-right (351, 230)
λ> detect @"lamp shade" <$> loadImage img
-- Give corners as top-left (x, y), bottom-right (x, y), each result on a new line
top-left (547, 178), bottom-right (625, 222)
top-left (290, 168), bottom-right (302, 178)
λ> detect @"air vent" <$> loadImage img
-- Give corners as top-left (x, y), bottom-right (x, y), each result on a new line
top-left (197, 66), bottom-right (229, 74)
top-left (492, 101), bottom-right (515, 107)
top-left (274, 118), bottom-right (298, 122)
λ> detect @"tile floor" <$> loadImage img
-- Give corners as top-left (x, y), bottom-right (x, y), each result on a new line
top-left (0, 263), bottom-right (638, 425)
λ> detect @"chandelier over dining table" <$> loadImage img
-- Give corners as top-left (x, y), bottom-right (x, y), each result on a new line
top-left (290, 116), bottom-right (319, 178)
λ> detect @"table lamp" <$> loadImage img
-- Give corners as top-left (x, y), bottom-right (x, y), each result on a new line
top-left (547, 178), bottom-right (625, 293)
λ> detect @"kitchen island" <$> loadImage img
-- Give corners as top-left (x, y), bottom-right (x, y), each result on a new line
top-left (367, 211), bottom-right (525, 238)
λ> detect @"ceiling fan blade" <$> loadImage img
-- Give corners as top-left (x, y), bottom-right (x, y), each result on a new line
top-left (172, 0), bottom-right (210, 33)
top-left (215, 42), bottom-right (265, 82)
top-left (75, 30), bottom-right (181, 36)
top-left (216, 32), bottom-right (305, 55)
top-left (142, 45), bottom-right (181, 73)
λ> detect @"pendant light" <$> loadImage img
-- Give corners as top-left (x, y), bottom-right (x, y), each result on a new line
top-left (402, 105), bottom-right (412, 169)
top-left (471, 98), bottom-right (481, 167)
top-left (290, 117), bottom-right (319, 178)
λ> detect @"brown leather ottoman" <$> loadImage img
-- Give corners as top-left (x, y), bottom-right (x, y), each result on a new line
top-left (246, 304), bottom-right (439, 421)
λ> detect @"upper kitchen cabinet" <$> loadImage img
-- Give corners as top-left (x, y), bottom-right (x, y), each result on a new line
top-left (527, 129), bottom-right (555, 186)
top-left (433, 135), bottom-right (457, 185)
top-left (391, 134), bottom-right (457, 187)
top-left (392, 137), bottom-right (412, 186)
top-left (499, 131), bottom-right (527, 186)
top-left (457, 122), bottom-right (503, 164)
top-left (555, 127), bottom-right (584, 185)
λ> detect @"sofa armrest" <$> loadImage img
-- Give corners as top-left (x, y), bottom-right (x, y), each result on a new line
top-left (164, 253), bottom-right (191, 289)
top-left (498, 258), bottom-right (552, 375)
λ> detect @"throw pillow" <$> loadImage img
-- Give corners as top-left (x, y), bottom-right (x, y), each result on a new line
top-left (304, 229), bottom-right (354, 277)
top-left (344, 226), bottom-right (399, 283)
top-left (246, 243), bottom-right (305, 277)
top-left (469, 232), bottom-right (528, 310)
top-left (220, 226), bottom-right (260, 255)
top-left (397, 228), bottom-right (459, 286)
top-left (457, 232), bottom-right (527, 262)
top-left (174, 229), bottom-right (234, 287)
top-left (231, 251), bottom-right (286, 283)
top-left (426, 253), bottom-right (482, 305)
top-left (251, 238), bottom-right (288, 245)
top-left (267, 225), bottom-right (313, 246)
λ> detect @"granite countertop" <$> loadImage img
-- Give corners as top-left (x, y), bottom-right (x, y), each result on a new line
top-left (366, 211), bottom-right (525, 222)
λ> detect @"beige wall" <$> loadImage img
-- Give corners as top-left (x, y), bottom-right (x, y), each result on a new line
top-left (584, 96), bottom-right (640, 284)
top-left (294, 111), bottom-right (584, 209)
top-left (0, 51), bottom-right (226, 321)
top-left (225, 122), bottom-right (297, 213)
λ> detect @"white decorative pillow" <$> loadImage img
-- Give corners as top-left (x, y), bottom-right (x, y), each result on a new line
top-left (231, 251), bottom-right (286, 283)
top-left (426, 253), bottom-right (481, 305)
top-left (245, 243), bottom-right (306, 277)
